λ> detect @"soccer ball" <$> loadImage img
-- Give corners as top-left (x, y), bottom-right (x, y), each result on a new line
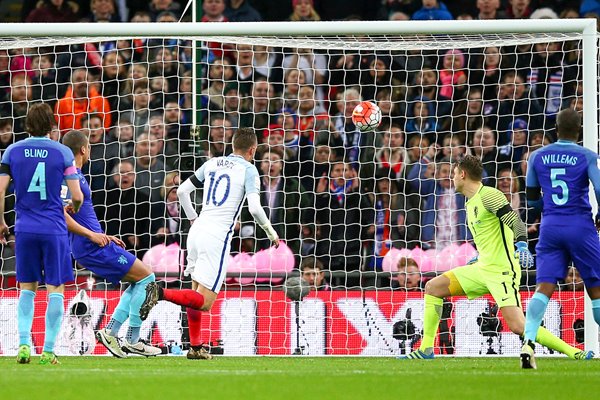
top-left (284, 276), bottom-right (310, 301)
top-left (352, 101), bottom-right (382, 132)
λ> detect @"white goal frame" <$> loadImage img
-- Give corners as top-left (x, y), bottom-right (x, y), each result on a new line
top-left (0, 18), bottom-right (597, 354)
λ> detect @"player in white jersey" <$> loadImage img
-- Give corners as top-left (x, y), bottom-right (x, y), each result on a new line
top-left (140, 128), bottom-right (278, 359)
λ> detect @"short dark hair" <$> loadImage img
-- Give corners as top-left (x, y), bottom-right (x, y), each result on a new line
top-left (300, 257), bottom-right (324, 272)
top-left (62, 130), bottom-right (89, 155)
top-left (454, 154), bottom-right (483, 181)
top-left (25, 103), bottom-right (54, 137)
top-left (232, 127), bottom-right (257, 152)
top-left (556, 107), bottom-right (581, 141)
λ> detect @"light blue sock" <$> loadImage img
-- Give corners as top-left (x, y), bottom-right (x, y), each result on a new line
top-left (524, 292), bottom-right (550, 343)
top-left (107, 284), bottom-right (134, 337)
top-left (591, 299), bottom-right (600, 327)
top-left (17, 290), bottom-right (36, 347)
top-left (43, 293), bottom-right (65, 353)
top-left (128, 273), bottom-right (155, 343)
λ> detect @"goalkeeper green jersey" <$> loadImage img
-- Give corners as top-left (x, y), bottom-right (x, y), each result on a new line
top-left (465, 184), bottom-right (517, 268)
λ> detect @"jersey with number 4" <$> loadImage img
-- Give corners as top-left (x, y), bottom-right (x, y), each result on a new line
top-left (194, 154), bottom-right (260, 238)
top-left (0, 136), bottom-right (77, 235)
top-left (527, 140), bottom-right (600, 224)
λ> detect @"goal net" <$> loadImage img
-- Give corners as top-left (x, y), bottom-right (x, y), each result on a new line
top-left (0, 20), bottom-right (597, 357)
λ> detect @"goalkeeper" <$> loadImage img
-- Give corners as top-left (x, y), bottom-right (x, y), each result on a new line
top-left (403, 154), bottom-right (592, 364)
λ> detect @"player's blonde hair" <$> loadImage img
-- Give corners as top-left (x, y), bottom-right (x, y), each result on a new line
top-left (233, 127), bottom-right (257, 152)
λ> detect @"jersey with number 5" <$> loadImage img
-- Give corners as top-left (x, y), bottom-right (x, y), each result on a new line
top-left (527, 140), bottom-right (600, 223)
top-left (194, 154), bottom-right (260, 237)
top-left (0, 137), bottom-right (78, 234)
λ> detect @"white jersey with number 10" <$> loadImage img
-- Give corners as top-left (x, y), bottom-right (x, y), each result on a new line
top-left (194, 154), bottom-right (260, 238)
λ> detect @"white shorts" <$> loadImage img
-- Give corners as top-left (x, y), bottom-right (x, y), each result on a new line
top-left (185, 228), bottom-right (231, 294)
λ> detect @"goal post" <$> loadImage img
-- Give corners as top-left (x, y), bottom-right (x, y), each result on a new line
top-left (0, 19), bottom-right (597, 356)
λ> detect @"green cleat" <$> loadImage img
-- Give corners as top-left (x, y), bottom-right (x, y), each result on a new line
top-left (39, 352), bottom-right (59, 365)
top-left (574, 350), bottom-right (594, 360)
top-left (16, 345), bottom-right (30, 364)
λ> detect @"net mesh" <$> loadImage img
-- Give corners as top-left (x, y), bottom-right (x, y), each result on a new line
top-left (0, 32), bottom-right (592, 356)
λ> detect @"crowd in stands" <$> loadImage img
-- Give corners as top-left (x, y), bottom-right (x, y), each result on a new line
top-left (0, 0), bottom-right (594, 291)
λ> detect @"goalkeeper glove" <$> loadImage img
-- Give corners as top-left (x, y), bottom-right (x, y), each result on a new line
top-left (514, 241), bottom-right (534, 269)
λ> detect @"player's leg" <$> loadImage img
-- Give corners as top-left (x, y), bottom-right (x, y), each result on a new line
top-left (14, 232), bottom-right (43, 364)
top-left (524, 231), bottom-right (569, 347)
top-left (185, 281), bottom-right (215, 360)
top-left (403, 265), bottom-right (478, 359)
top-left (570, 225), bottom-right (600, 331)
top-left (39, 234), bottom-right (74, 365)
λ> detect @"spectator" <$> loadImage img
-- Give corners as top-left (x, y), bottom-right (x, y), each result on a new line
top-left (253, 46), bottom-right (283, 87)
top-left (224, 0), bottom-right (262, 22)
top-left (202, 59), bottom-right (228, 110)
top-left (315, 161), bottom-right (373, 273)
top-left (438, 49), bottom-right (467, 100)
top-left (439, 134), bottom-right (467, 163)
top-left (100, 51), bottom-right (130, 118)
top-left (486, 71), bottom-right (543, 145)
top-left (120, 79), bottom-right (150, 136)
top-left (80, 113), bottom-right (119, 197)
top-left (164, 100), bottom-right (191, 153)
top-left (404, 96), bottom-right (438, 142)
top-left (201, 0), bottom-right (234, 59)
top-left (300, 143), bottom-right (334, 192)
top-left (31, 53), bottom-right (58, 106)
top-left (408, 148), bottom-right (469, 248)
top-left (241, 149), bottom-right (311, 255)
top-left (359, 55), bottom-right (405, 103)
top-left (448, 86), bottom-right (485, 140)
top-left (151, 172), bottom-right (183, 248)
top-left (469, 126), bottom-right (508, 179)
top-left (55, 67), bottom-right (112, 135)
top-left (283, 48), bottom-right (327, 103)
top-left (411, 0), bottom-right (453, 20)
top-left (468, 46), bottom-right (502, 101)
top-left (133, 131), bottom-right (166, 202)
top-left (476, 0), bottom-right (505, 19)
top-left (300, 257), bottom-right (330, 291)
top-left (289, 0), bottom-right (321, 21)
top-left (563, 266), bottom-right (584, 291)
top-left (86, 0), bottom-right (120, 22)
top-left (529, 7), bottom-right (558, 19)
top-left (411, 67), bottom-right (452, 123)
top-left (0, 73), bottom-right (33, 141)
top-left (297, 84), bottom-right (330, 149)
top-left (282, 69), bottom-right (306, 111)
top-left (100, 160), bottom-right (151, 257)
top-left (499, 118), bottom-right (529, 168)
top-left (26, 0), bottom-right (78, 23)
top-left (505, 0), bottom-right (532, 19)
top-left (112, 118), bottom-right (135, 157)
top-left (496, 167), bottom-right (523, 213)
top-left (148, 0), bottom-right (181, 20)
top-left (330, 87), bottom-right (361, 165)
top-left (0, 118), bottom-right (13, 158)
top-left (374, 125), bottom-right (409, 179)
top-left (241, 78), bottom-right (276, 131)
top-left (149, 47), bottom-right (179, 93)
top-left (207, 114), bottom-right (234, 157)
top-left (396, 257), bottom-right (422, 291)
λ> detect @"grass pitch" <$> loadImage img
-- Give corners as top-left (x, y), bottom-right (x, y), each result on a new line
top-left (0, 356), bottom-right (597, 400)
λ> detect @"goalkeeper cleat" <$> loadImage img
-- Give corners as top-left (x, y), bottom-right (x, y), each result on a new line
top-left (520, 340), bottom-right (537, 369)
top-left (187, 346), bottom-right (214, 360)
top-left (574, 350), bottom-right (594, 360)
top-left (140, 282), bottom-right (161, 321)
top-left (16, 345), bottom-right (30, 364)
top-left (121, 340), bottom-right (162, 357)
top-left (398, 349), bottom-right (434, 360)
top-left (96, 328), bottom-right (127, 358)
top-left (39, 352), bottom-right (59, 365)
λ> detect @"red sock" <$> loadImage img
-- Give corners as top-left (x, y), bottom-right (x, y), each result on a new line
top-left (162, 289), bottom-right (205, 310)
top-left (186, 307), bottom-right (202, 347)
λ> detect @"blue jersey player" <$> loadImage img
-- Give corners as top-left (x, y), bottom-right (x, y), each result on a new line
top-left (0, 103), bottom-right (84, 365)
top-left (522, 108), bottom-right (598, 368)
top-left (60, 130), bottom-right (160, 357)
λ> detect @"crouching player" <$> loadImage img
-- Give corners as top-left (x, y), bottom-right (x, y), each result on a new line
top-left (403, 154), bottom-right (592, 366)
top-left (61, 130), bottom-right (160, 358)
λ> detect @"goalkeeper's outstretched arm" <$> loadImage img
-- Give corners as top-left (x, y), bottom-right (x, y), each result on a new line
top-left (247, 192), bottom-right (279, 247)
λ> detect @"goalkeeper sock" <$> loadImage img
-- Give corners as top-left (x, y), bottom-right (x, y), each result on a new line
top-left (419, 294), bottom-right (443, 352)
top-left (43, 293), bottom-right (64, 353)
top-left (591, 299), bottom-right (600, 326)
top-left (187, 307), bottom-right (202, 347)
top-left (107, 284), bottom-right (134, 337)
top-left (535, 326), bottom-right (579, 358)
top-left (17, 289), bottom-right (35, 346)
top-left (163, 289), bottom-right (204, 310)
top-left (523, 292), bottom-right (549, 343)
